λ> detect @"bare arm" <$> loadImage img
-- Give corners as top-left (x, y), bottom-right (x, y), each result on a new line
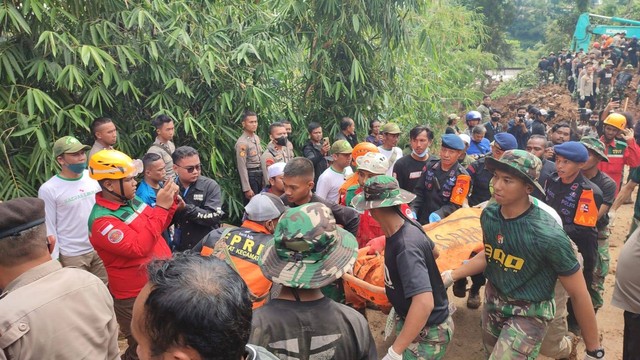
top-left (611, 179), bottom-right (638, 212)
top-left (558, 271), bottom-right (600, 352)
top-left (391, 292), bottom-right (433, 354)
top-left (451, 251), bottom-right (487, 279)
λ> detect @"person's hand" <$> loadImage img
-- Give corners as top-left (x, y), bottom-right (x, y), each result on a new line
top-left (545, 147), bottom-right (555, 160)
top-left (176, 195), bottom-right (186, 211)
top-left (428, 212), bottom-right (441, 223)
top-left (244, 189), bottom-right (255, 200)
top-left (595, 87), bottom-right (600, 94)
top-left (382, 346), bottom-right (402, 360)
top-left (157, 181), bottom-right (179, 209)
top-left (366, 236), bottom-right (386, 255)
top-left (621, 127), bottom-right (635, 141)
top-left (441, 270), bottom-right (454, 288)
top-left (608, 210), bottom-right (617, 226)
top-left (321, 141), bottom-right (330, 155)
top-left (580, 95), bottom-right (585, 101)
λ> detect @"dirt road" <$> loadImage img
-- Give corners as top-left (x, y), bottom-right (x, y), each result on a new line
top-left (370, 199), bottom-right (633, 359)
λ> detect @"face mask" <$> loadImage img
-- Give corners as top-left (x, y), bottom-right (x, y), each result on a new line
top-left (491, 116), bottom-right (500, 122)
top-left (67, 162), bottom-right (86, 174)
top-left (275, 136), bottom-right (288, 146)
top-left (412, 149), bottom-right (428, 158)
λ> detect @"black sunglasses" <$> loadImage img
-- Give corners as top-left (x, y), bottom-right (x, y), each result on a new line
top-left (176, 163), bottom-right (201, 173)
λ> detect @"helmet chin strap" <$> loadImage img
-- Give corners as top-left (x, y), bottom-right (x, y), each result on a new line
top-left (105, 178), bottom-right (129, 202)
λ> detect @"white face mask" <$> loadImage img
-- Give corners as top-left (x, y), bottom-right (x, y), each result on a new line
top-left (412, 149), bottom-right (428, 157)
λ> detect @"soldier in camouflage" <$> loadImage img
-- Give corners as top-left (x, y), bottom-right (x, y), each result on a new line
top-left (441, 150), bottom-right (605, 360)
top-left (353, 175), bottom-right (452, 360)
top-left (250, 203), bottom-right (377, 359)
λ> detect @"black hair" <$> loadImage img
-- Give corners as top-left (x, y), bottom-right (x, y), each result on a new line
top-left (490, 109), bottom-right (502, 115)
top-left (340, 117), bottom-right (353, 131)
top-left (90, 117), bottom-right (113, 139)
top-left (409, 125), bottom-right (434, 141)
top-left (368, 119), bottom-right (380, 134)
top-left (0, 224), bottom-right (47, 266)
top-left (529, 134), bottom-right (547, 144)
top-left (472, 124), bottom-right (486, 135)
top-left (171, 146), bottom-right (199, 165)
top-left (151, 115), bottom-right (173, 130)
top-left (142, 153), bottom-right (163, 172)
top-left (551, 122), bottom-right (570, 132)
top-left (283, 157), bottom-right (314, 179)
top-left (241, 110), bottom-right (257, 122)
top-left (483, 95), bottom-right (491, 100)
top-left (280, 119), bottom-right (292, 125)
top-left (516, 106), bottom-right (527, 112)
top-left (268, 122), bottom-right (285, 135)
top-left (307, 122), bottom-right (321, 133)
top-left (144, 253), bottom-right (252, 360)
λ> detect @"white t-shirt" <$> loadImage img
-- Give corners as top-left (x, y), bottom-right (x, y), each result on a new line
top-left (38, 170), bottom-right (101, 258)
top-left (378, 146), bottom-right (403, 176)
top-left (315, 166), bottom-right (346, 204)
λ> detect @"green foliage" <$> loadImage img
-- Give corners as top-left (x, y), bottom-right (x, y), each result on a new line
top-left (1, 0), bottom-right (491, 223)
top-left (491, 68), bottom-right (539, 98)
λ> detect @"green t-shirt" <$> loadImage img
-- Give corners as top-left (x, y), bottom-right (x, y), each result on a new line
top-left (481, 203), bottom-right (580, 302)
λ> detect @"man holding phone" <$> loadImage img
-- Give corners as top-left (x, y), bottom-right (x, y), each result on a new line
top-left (597, 110), bottom-right (640, 195)
top-left (302, 122), bottom-right (330, 186)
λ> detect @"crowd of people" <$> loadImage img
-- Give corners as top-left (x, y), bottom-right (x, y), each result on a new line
top-left (1, 69), bottom-right (640, 360)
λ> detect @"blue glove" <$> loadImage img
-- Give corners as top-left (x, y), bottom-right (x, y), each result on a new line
top-left (429, 212), bottom-right (441, 223)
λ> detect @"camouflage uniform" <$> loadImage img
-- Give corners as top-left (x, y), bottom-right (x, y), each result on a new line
top-left (396, 316), bottom-right (454, 360)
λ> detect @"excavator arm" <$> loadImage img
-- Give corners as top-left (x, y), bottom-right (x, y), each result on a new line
top-left (571, 13), bottom-right (640, 52)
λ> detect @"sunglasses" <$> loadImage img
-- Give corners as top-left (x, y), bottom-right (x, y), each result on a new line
top-left (176, 163), bottom-right (201, 173)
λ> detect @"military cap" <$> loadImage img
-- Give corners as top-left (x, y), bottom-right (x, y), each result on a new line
top-left (259, 203), bottom-right (357, 289)
top-left (351, 175), bottom-right (416, 211)
top-left (53, 136), bottom-right (90, 157)
top-left (493, 133), bottom-right (518, 151)
top-left (0, 197), bottom-right (46, 240)
top-left (580, 136), bottom-right (609, 162)
top-left (554, 141), bottom-right (588, 163)
top-left (485, 150), bottom-right (544, 194)
top-left (441, 134), bottom-right (465, 150)
top-left (380, 123), bottom-right (402, 134)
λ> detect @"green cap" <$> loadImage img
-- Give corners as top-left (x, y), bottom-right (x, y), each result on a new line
top-left (330, 139), bottom-right (353, 155)
top-left (580, 136), bottom-right (609, 162)
top-left (351, 175), bottom-right (416, 211)
top-left (53, 136), bottom-right (91, 157)
top-left (259, 203), bottom-right (358, 289)
top-left (485, 149), bottom-right (544, 194)
top-left (604, 60), bottom-right (614, 66)
top-left (381, 122), bottom-right (401, 134)
top-left (625, 64), bottom-right (634, 70)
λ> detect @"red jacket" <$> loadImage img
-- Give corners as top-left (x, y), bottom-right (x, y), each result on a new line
top-left (598, 136), bottom-right (640, 195)
top-left (89, 193), bottom-right (176, 299)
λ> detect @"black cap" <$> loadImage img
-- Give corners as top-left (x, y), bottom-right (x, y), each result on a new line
top-left (0, 198), bottom-right (46, 240)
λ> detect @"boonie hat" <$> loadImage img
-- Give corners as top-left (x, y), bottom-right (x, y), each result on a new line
top-left (0, 197), bottom-right (46, 240)
top-left (259, 203), bottom-right (357, 289)
top-left (580, 137), bottom-right (609, 162)
top-left (485, 150), bottom-right (544, 194)
top-left (448, 114), bottom-right (460, 121)
top-left (554, 141), bottom-right (589, 163)
top-left (493, 133), bottom-right (518, 151)
top-left (351, 175), bottom-right (416, 211)
top-left (267, 162), bottom-right (286, 178)
top-left (441, 134), bottom-right (465, 150)
top-left (53, 136), bottom-right (91, 157)
top-left (356, 152), bottom-right (389, 175)
top-left (244, 193), bottom-right (287, 222)
top-left (330, 140), bottom-right (353, 155)
top-left (380, 123), bottom-right (402, 134)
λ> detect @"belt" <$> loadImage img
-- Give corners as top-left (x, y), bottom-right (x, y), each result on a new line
top-left (247, 168), bottom-right (262, 173)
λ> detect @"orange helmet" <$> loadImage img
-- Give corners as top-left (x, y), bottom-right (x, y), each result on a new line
top-left (593, 42), bottom-right (600, 48)
top-left (89, 150), bottom-right (142, 180)
top-left (601, 34), bottom-right (608, 40)
top-left (603, 113), bottom-right (627, 131)
top-left (351, 142), bottom-right (379, 166)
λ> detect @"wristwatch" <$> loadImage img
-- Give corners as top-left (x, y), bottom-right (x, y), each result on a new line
top-left (586, 348), bottom-right (605, 359)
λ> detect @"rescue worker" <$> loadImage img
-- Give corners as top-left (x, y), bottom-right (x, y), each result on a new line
top-left (235, 110), bottom-right (264, 202)
top-left (595, 60), bottom-right (614, 110)
top-left (193, 193), bottom-right (286, 308)
top-left (464, 111), bottom-right (482, 137)
top-left (338, 142), bottom-right (379, 206)
top-left (87, 149), bottom-right (181, 360)
top-left (412, 134), bottom-right (470, 225)
top-left (597, 112), bottom-right (640, 194)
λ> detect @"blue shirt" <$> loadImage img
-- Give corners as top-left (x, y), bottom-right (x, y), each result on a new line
top-left (467, 138), bottom-right (491, 155)
top-left (135, 180), bottom-right (160, 207)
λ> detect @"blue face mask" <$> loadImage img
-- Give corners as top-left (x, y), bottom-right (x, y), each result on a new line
top-left (412, 149), bottom-right (429, 158)
top-left (67, 162), bottom-right (87, 174)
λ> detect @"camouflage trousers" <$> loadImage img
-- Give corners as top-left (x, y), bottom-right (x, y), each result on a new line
top-left (596, 85), bottom-right (611, 110)
top-left (396, 315), bottom-right (454, 360)
top-left (482, 282), bottom-right (554, 359)
top-left (591, 231), bottom-right (610, 309)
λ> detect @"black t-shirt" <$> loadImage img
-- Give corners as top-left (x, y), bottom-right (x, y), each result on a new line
top-left (384, 222), bottom-right (449, 325)
top-left (598, 68), bottom-right (614, 86)
top-left (393, 154), bottom-right (430, 192)
top-left (588, 170), bottom-right (616, 229)
top-left (250, 297), bottom-right (377, 360)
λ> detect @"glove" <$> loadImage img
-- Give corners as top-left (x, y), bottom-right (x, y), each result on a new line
top-left (382, 346), bottom-right (403, 360)
top-left (366, 236), bottom-right (386, 255)
top-left (596, 87), bottom-right (600, 94)
top-left (608, 210), bottom-right (617, 226)
top-left (580, 95), bottom-right (585, 101)
top-left (441, 270), bottom-right (454, 288)
top-left (428, 212), bottom-right (441, 223)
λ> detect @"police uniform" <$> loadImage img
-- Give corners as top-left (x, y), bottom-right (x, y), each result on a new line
top-left (147, 137), bottom-right (176, 179)
top-left (413, 135), bottom-right (470, 225)
top-left (260, 142), bottom-right (295, 184)
top-left (236, 130), bottom-right (264, 197)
